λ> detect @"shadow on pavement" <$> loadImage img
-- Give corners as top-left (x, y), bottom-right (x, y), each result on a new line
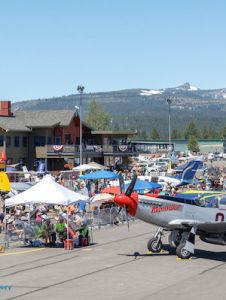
top-left (118, 244), bottom-right (226, 262)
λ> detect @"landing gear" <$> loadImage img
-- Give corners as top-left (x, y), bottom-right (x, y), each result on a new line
top-left (147, 228), bottom-right (163, 253)
top-left (168, 230), bottom-right (193, 259)
top-left (168, 230), bottom-right (181, 247)
top-left (147, 227), bottom-right (195, 259)
top-left (176, 243), bottom-right (191, 259)
top-left (147, 237), bottom-right (163, 253)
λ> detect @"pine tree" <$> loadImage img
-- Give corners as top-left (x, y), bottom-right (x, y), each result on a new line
top-left (85, 100), bottom-right (111, 130)
top-left (172, 128), bottom-right (181, 139)
top-left (202, 125), bottom-right (210, 139)
top-left (221, 125), bottom-right (226, 139)
top-left (184, 122), bottom-right (199, 139)
top-left (188, 135), bottom-right (200, 152)
top-left (151, 128), bottom-right (160, 140)
top-left (141, 130), bottom-right (148, 139)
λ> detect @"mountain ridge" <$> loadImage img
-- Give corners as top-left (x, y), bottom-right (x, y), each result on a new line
top-left (11, 83), bottom-right (226, 138)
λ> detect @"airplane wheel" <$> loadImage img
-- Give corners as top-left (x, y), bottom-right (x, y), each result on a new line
top-left (176, 243), bottom-right (191, 259)
top-left (147, 238), bottom-right (162, 253)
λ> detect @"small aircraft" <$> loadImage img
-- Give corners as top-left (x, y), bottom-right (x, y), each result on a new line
top-left (114, 175), bottom-right (226, 259)
top-left (139, 159), bottom-right (203, 187)
top-left (178, 151), bottom-right (204, 162)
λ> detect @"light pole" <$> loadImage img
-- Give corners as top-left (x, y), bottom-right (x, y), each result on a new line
top-left (77, 85), bottom-right (85, 165)
top-left (166, 98), bottom-right (172, 168)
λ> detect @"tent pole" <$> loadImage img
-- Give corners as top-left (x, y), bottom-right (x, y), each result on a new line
top-left (28, 205), bottom-right (30, 225)
top-left (67, 205), bottom-right (69, 240)
top-left (4, 203), bottom-right (8, 248)
top-left (89, 199), bottom-right (93, 244)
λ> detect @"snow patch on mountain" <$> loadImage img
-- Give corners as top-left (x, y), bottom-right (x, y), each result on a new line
top-left (140, 89), bottom-right (164, 96)
top-left (175, 82), bottom-right (199, 91)
top-left (189, 85), bottom-right (199, 91)
top-left (214, 89), bottom-right (226, 99)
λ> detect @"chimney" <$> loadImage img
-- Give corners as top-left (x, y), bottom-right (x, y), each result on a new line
top-left (0, 101), bottom-right (13, 117)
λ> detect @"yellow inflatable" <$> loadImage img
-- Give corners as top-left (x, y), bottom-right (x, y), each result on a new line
top-left (0, 172), bottom-right (10, 193)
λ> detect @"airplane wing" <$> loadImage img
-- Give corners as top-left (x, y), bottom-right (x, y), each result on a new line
top-left (168, 219), bottom-right (200, 228)
top-left (196, 222), bottom-right (226, 233)
top-left (168, 219), bottom-right (226, 233)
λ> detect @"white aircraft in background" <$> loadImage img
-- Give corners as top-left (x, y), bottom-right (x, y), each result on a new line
top-left (139, 160), bottom-right (203, 187)
top-left (178, 151), bottom-right (204, 162)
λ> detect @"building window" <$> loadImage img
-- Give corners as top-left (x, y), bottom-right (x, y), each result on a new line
top-left (47, 136), bottom-right (52, 145)
top-left (14, 136), bottom-right (20, 147)
top-left (55, 136), bottom-right (61, 145)
top-left (87, 139), bottom-right (94, 145)
top-left (34, 136), bottom-right (45, 146)
top-left (6, 136), bottom-right (11, 147)
top-left (65, 134), bottom-right (72, 144)
top-left (22, 136), bottom-right (28, 147)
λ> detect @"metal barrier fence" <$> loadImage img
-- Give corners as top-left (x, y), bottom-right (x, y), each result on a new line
top-left (0, 220), bottom-right (38, 249)
top-left (0, 208), bottom-right (135, 249)
top-left (90, 207), bottom-right (134, 228)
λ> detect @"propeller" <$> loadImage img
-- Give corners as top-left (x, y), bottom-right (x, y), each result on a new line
top-left (125, 174), bottom-right (137, 196)
top-left (118, 173), bottom-right (125, 194)
top-left (117, 173), bottom-right (137, 231)
top-left (117, 174), bottom-right (125, 215)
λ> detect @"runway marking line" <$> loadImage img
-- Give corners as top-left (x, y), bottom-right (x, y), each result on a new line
top-left (0, 248), bottom-right (45, 257)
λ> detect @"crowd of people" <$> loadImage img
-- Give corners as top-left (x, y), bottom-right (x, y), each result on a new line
top-left (1, 202), bottom-right (90, 247)
top-left (2, 159), bottom-right (226, 249)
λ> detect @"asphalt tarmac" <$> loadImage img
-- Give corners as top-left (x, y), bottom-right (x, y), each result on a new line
top-left (1, 221), bottom-right (226, 300)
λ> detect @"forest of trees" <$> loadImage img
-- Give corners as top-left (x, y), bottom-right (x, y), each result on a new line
top-left (84, 100), bottom-right (226, 141)
top-left (13, 88), bottom-right (226, 141)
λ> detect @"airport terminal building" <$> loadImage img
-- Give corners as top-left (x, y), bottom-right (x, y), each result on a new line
top-left (0, 101), bottom-right (223, 171)
top-left (0, 101), bottom-right (138, 170)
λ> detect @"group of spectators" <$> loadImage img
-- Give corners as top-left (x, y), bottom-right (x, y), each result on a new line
top-left (1, 203), bottom-right (90, 247)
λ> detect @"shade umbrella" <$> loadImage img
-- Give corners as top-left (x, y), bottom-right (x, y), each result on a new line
top-left (90, 193), bottom-right (114, 206)
top-left (80, 170), bottom-right (119, 180)
top-left (101, 187), bottom-right (120, 195)
top-left (125, 179), bottom-right (161, 191)
top-left (72, 164), bottom-right (97, 172)
top-left (88, 162), bottom-right (107, 170)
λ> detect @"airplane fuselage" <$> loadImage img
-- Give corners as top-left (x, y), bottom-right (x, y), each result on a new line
top-left (135, 195), bottom-right (223, 228)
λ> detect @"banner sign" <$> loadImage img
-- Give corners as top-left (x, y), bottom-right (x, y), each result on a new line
top-left (119, 145), bottom-right (128, 152)
top-left (53, 145), bottom-right (64, 152)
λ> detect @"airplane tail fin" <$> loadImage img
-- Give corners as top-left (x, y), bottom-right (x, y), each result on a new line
top-left (22, 166), bottom-right (31, 179)
top-left (177, 160), bottom-right (203, 184)
top-left (22, 166), bottom-right (28, 173)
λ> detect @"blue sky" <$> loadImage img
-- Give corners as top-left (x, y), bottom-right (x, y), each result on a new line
top-left (1, 0), bottom-right (226, 101)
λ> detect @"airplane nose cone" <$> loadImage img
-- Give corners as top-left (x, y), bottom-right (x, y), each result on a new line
top-left (114, 195), bottom-right (126, 207)
top-left (114, 193), bottom-right (138, 216)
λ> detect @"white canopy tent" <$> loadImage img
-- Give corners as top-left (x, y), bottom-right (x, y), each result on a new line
top-left (5, 175), bottom-right (90, 242)
top-left (5, 175), bottom-right (89, 207)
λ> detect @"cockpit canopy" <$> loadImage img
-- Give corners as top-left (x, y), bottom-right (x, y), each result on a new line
top-left (194, 194), bottom-right (226, 208)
